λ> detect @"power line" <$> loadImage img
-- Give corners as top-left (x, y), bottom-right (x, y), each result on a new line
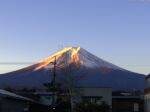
top-left (0, 62), bottom-right (36, 65)
top-left (0, 63), bottom-right (149, 66)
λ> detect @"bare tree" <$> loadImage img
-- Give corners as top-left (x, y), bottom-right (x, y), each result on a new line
top-left (57, 53), bottom-right (86, 112)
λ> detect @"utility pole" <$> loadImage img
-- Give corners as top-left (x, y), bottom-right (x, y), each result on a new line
top-left (51, 56), bottom-right (57, 110)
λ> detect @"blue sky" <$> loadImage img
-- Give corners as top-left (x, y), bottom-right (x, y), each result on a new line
top-left (0, 0), bottom-right (150, 74)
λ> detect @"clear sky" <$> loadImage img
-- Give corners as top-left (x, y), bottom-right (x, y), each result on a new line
top-left (0, 0), bottom-right (150, 75)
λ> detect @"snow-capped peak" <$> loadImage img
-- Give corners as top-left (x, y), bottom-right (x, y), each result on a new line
top-left (34, 47), bottom-right (81, 70)
top-left (34, 47), bottom-right (124, 71)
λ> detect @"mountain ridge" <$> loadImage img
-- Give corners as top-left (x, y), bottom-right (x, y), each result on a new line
top-left (0, 47), bottom-right (147, 91)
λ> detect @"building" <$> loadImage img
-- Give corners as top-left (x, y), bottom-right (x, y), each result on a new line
top-left (26, 87), bottom-right (112, 106)
top-left (112, 91), bottom-right (144, 112)
top-left (0, 89), bottom-right (52, 112)
top-left (0, 89), bottom-right (33, 112)
top-left (19, 87), bottom-right (112, 109)
top-left (144, 74), bottom-right (150, 112)
top-left (77, 87), bottom-right (112, 107)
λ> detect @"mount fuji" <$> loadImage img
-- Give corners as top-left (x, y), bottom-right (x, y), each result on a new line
top-left (0, 47), bottom-right (147, 91)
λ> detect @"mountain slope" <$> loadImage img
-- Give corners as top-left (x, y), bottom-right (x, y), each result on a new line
top-left (0, 47), bottom-right (147, 91)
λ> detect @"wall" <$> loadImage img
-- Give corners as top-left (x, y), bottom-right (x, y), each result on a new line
top-left (145, 94), bottom-right (150, 112)
top-left (77, 87), bottom-right (112, 106)
top-left (0, 98), bottom-right (29, 112)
